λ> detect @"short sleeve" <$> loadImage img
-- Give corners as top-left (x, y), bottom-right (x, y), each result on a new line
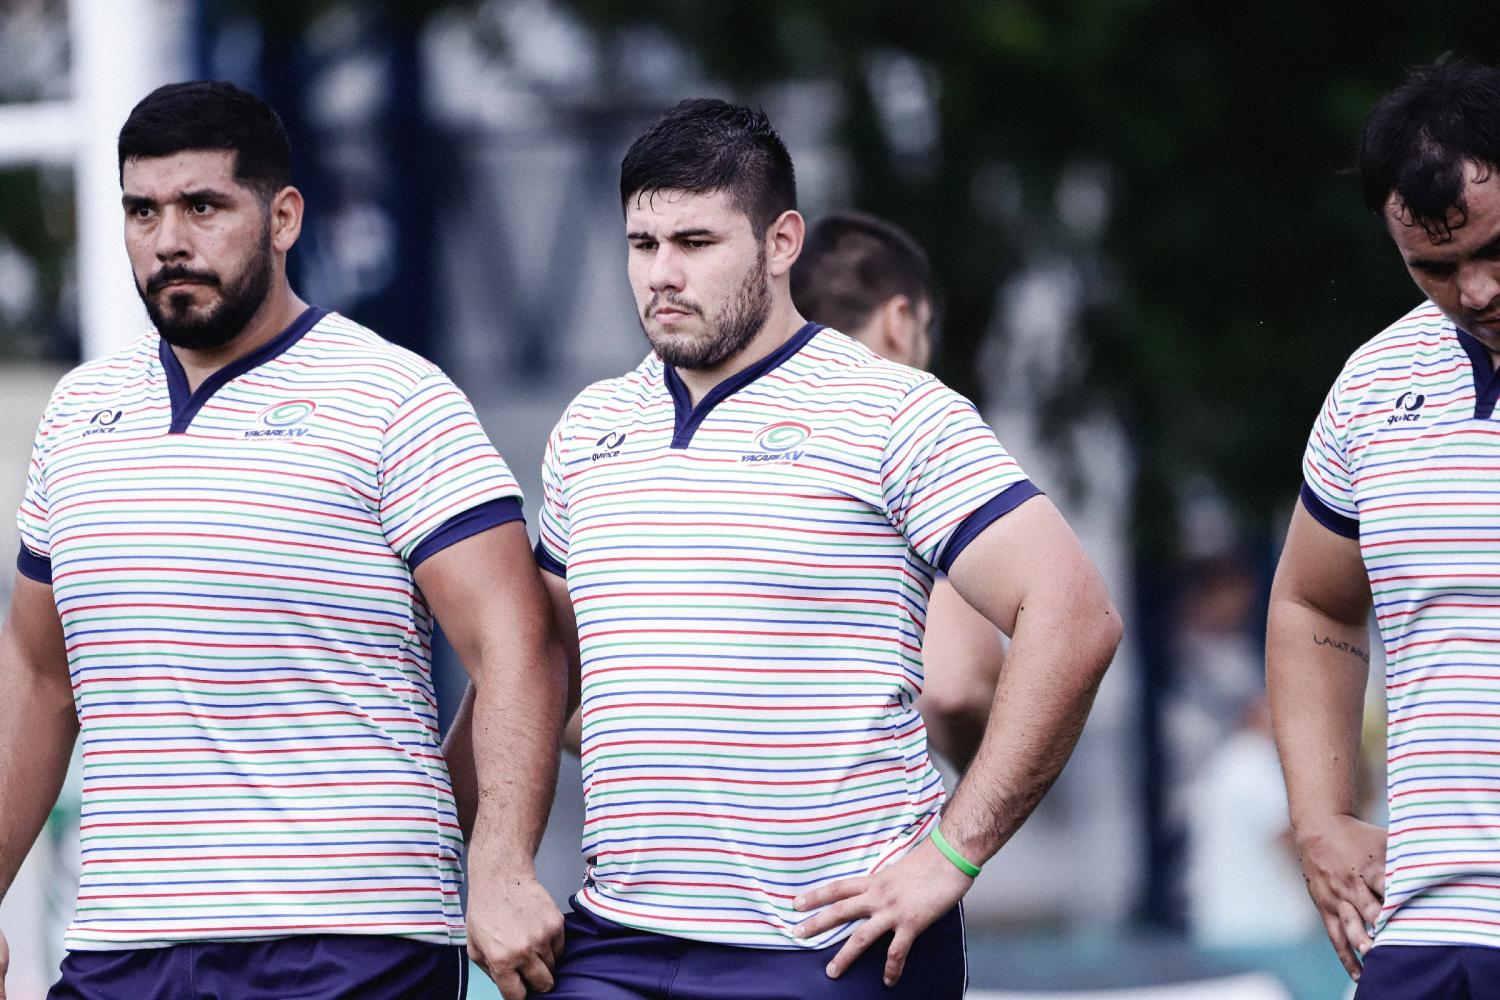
top-left (1300, 378), bottom-right (1359, 539)
top-left (881, 378), bottom-right (1039, 570)
top-left (16, 402), bottom-right (54, 583)
top-left (534, 419), bottom-right (570, 577)
top-left (379, 372), bottom-right (524, 567)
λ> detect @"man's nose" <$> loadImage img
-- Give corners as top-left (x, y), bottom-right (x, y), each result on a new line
top-left (1458, 264), bottom-right (1500, 314)
top-left (649, 245), bottom-right (684, 294)
top-left (153, 208), bottom-right (191, 262)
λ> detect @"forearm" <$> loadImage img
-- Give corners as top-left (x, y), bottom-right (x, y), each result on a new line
top-left (466, 642), bottom-right (566, 873)
top-left (0, 632), bottom-right (77, 900)
top-left (1267, 595), bottom-right (1370, 827)
top-left (939, 602), bottom-right (1118, 864)
top-left (442, 682), bottom-right (478, 841)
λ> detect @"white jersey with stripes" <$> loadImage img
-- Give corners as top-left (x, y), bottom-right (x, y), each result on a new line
top-left (16, 307), bottom-right (522, 950)
top-left (1303, 300), bottom-right (1500, 950)
top-left (537, 324), bottom-right (1037, 948)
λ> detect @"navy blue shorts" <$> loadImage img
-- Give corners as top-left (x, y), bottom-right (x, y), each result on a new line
top-left (1355, 944), bottom-right (1500, 1000)
top-left (548, 902), bottom-right (966, 1000)
top-left (47, 935), bottom-right (468, 1000)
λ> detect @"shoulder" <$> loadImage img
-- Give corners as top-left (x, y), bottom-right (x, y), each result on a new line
top-left (553, 352), bottom-right (663, 431)
top-left (296, 311), bottom-right (463, 404)
top-left (38, 334), bottom-right (157, 428)
top-left (1330, 300), bottom-right (1452, 399)
top-left (796, 327), bottom-right (933, 394)
top-left (780, 328), bottom-right (944, 424)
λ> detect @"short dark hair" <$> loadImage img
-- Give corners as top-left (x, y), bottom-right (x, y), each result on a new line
top-left (118, 81), bottom-right (291, 202)
top-left (620, 98), bottom-right (796, 235)
top-left (791, 211), bottom-right (937, 334)
top-left (1359, 57), bottom-right (1500, 238)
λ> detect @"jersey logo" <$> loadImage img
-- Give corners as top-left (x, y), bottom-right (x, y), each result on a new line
top-left (592, 430), bottom-right (627, 461)
top-left (82, 408), bottom-right (124, 437)
top-left (1386, 391), bottom-right (1425, 426)
top-left (742, 421), bottom-right (811, 464)
top-left (246, 400), bottom-right (316, 438)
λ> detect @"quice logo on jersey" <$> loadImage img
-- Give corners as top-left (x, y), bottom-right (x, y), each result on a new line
top-left (592, 430), bottom-right (628, 461)
top-left (82, 408), bottom-right (124, 437)
top-left (246, 399), bottom-right (317, 438)
top-left (1387, 390), bottom-right (1426, 425)
top-left (742, 421), bottom-right (811, 464)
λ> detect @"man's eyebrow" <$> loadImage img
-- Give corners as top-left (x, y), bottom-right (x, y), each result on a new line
top-left (178, 187), bottom-right (233, 203)
top-left (1407, 250), bottom-right (1454, 270)
top-left (626, 227), bottom-right (720, 241)
top-left (1476, 231), bottom-right (1500, 258)
top-left (122, 187), bottom-right (234, 209)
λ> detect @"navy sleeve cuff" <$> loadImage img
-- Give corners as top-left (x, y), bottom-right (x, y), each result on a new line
top-left (407, 496), bottom-right (525, 569)
top-left (935, 479), bottom-right (1044, 573)
top-left (17, 543), bottom-right (52, 585)
top-left (1299, 481), bottom-right (1359, 539)
top-left (534, 539), bottom-right (567, 577)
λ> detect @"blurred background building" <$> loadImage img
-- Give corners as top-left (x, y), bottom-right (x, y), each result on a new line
top-left (7, 1), bottom-right (1492, 997)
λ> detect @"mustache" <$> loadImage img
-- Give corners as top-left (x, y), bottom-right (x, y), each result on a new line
top-left (147, 266), bottom-right (221, 295)
top-left (645, 293), bottom-right (701, 319)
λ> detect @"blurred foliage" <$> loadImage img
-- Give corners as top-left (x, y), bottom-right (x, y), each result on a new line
top-left (0, 168), bottom-right (74, 360)
top-left (557, 0), bottom-right (1500, 553)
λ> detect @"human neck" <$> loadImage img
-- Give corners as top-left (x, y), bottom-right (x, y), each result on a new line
top-left (169, 283), bottom-right (308, 392)
top-left (673, 300), bottom-right (807, 406)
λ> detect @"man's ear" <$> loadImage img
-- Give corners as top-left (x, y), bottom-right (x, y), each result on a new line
top-left (879, 295), bottom-right (917, 362)
top-left (765, 209), bottom-right (806, 278)
top-left (268, 185), bottom-right (305, 255)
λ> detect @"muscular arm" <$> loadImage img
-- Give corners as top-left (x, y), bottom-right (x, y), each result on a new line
top-left (936, 496), bottom-right (1122, 863)
top-left (0, 573), bottom-right (75, 902)
top-left (795, 497), bottom-right (1121, 983)
top-left (914, 578), bottom-right (1005, 772)
top-left (416, 522), bottom-right (566, 997)
top-left (444, 567), bottom-right (580, 833)
top-left (1266, 501), bottom-right (1381, 979)
top-left (0, 572), bottom-right (76, 999)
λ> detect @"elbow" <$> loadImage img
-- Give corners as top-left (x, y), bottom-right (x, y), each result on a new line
top-left (1090, 596), bottom-right (1125, 678)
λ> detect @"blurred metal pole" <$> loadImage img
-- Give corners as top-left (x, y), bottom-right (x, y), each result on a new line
top-left (68, 0), bottom-right (185, 361)
top-left (0, 102), bottom-right (75, 166)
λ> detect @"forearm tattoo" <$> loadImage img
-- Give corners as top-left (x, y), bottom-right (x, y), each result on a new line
top-left (1313, 633), bottom-right (1370, 664)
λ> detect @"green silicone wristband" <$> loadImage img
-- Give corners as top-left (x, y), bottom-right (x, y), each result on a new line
top-left (930, 825), bottom-right (982, 878)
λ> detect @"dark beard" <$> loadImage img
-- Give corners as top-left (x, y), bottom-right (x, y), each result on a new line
top-left (140, 229), bottom-right (274, 351)
top-left (646, 246), bottom-right (771, 370)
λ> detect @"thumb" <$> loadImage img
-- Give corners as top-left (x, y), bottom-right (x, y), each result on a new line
top-left (0, 927), bottom-right (9, 1000)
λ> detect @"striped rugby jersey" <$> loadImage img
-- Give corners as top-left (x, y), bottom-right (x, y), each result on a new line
top-left (15, 307), bottom-right (522, 950)
top-left (536, 323), bottom-right (1038, 948)
top-left (1303, 300), bottom-right (1500, 950)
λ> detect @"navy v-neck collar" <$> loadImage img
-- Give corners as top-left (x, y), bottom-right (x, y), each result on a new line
top-left (663, 323), bottom-right (822, 449)
top-left (1457, 327), bottom-right (1500, 420)
top-left (161, 306), bottom-right (326, 434)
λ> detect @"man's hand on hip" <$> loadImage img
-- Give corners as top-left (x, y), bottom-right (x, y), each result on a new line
top-left (792, 836), bottom-right (972, 986)
top-left (1296, 813), bottom-right (1385, 981)
top-left (467, 867), bottom-right (565, 999)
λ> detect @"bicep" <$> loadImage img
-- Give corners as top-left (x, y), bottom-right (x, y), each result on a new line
top-left (541, 569), bottom-right (577, 656)
top-left (943, 496), bottom-right (1113, 636)
top-left (2, 572), bottom-right (68, 682)
top-left (541, 569), bottom-right (582, 714)
top-left (412, 521), bottom-right (554, 682)
top-left (1270, 501), bottom-right (1371, 627)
